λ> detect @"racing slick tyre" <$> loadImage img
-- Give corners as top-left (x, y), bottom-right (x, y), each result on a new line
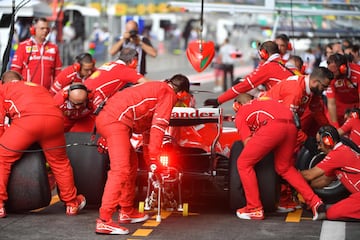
top-left (296, 148), bottom-right (350, 204)
top-left (7, 144), bottom-right (51, 212)
top-left (229, 141), bottom-right (279, 212)
top-left (65, 132), bottom-right (109, 207)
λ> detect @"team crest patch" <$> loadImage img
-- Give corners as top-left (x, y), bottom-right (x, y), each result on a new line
top-left (46, 47), bottom-right (56, 54)
top-left (334, 79), bottom-right (344, 88)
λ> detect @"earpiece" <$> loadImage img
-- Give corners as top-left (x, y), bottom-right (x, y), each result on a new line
top-left (73, 53), bottom-right (96, 73)
top-left (287, 42), bottom-right (293, 51)
top-left (258, 48), bottom-right (269, 60)
top-left (62, 84), bottom-right (93, 100)
top-left (128, 58), bottom-right (138, 69)
top-left (318, 126), bottom-right (336, 148)
top-left (339, 63), bottom-right (347, 75)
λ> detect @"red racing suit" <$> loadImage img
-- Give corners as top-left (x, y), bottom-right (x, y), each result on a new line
top-left (84, 60), bottom-right (143, 109)
top-left (0, 81), bottom-right (79, 207)
top-left (339, 117), bottom-right (360, 148)
top-left (53, 87), bottom-right (96, 132)
top-left (50, 65), bottom-right (86, 95)
top-left (262, 75), bottom-right (329, 144)
top-left (10, 38), bottom-right (62, 90)
top-left (95, 81), bottom-right (177, 221)
top-left (235, 98), bottom-right (322, 210)
top-left (316, 143), bottom-right (360, 220)
top-left (326, 63), bottom-right (360, 126)
top-left (218, 53), bottom-right (294, 104)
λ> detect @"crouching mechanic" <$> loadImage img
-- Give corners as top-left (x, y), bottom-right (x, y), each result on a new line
top-left (235, 97), bottom-right (325, 221)
top-left (53, 83), bottom-right (95, 132)
top-left (301, 125), bottom-right (360, 220)
top-left (94, 74), bottom-right (190, 234)
top-left (0, 71), bottom-right (85, 218)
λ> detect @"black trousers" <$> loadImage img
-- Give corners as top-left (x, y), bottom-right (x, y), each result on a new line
top-left (221, 63), bottom-right (234, 91)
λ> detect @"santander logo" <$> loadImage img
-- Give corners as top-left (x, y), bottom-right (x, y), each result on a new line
top-left (171, 107), bottom-right (220, 119)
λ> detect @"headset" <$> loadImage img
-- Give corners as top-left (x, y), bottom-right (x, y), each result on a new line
top-left (333, 53), bottom-right (348, 75)
top-left (258, 48), bottom-right (269, 60)
top-left (63, 84), bottom-right (93, 100)
top-left (29, 19), bottom-right (37, 36)
top-left (127, 58), bottom-right (138, 69)
top-left (73, 53), bottom-right (96, 73)
top-left (318, 125), bottom-right (339, 148)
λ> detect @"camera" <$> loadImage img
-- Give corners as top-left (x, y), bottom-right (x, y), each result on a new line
top-left (129, 30), bottom-right (138, 38)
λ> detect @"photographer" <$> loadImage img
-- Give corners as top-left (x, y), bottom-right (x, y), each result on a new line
top-left (109, 20), bottom-right (157, 75)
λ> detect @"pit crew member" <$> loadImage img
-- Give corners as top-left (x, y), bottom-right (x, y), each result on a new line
top-left (326, 53), bottom-right (360, 127)
top-left (50, 53), bottom-right (96, 95)
top-left (94, 74), bottom-right (190, 235)
top-left (10, 18), bottom-right (62, 90)
top-left (235, 97), bottom-right (325, 221)
top-left (301, 125), bottom-right (360, 220)
top-left (53, 83), bottom-right (95, 132)
top-left (0, 71), bottom-right (85, 218)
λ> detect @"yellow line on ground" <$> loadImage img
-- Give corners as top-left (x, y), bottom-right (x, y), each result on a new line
top-left (285, 209), bottom-right (303, 222)
top-left (30, 194), bottom-right (60, 212)
top-left (142, 219), bottom-right (161, 227)
top-left (132, 228), bottom-right (153, 237)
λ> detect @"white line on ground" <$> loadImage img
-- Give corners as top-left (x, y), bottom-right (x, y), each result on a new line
top-left (320, 220), bottom-right (346, 240)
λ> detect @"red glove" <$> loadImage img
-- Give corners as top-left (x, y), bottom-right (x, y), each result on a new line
top-left (97, 136), bottom-right (108, 154)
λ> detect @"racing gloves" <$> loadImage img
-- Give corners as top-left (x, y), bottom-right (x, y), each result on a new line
top-left (204, 98), bottom-right (220, 107)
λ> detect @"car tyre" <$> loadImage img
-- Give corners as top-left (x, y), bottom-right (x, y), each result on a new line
top-left (7, 144), bottom-right (51, 212)
top-left (229, 141), bottom-right (279, 212)
top-left (65, 132), bottom-right (109, 207)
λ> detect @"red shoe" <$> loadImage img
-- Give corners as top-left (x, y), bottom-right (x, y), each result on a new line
top-left (236, 207), bottom-right (264, 220)
top-left (95, 218), bottom-right (129, 235)
top-left (119, 208), bottom-right (149, 224)
top-left (66, 194), bottom-right (86, 216)
top-left (277, 196), bottom-right (302, 213)
top-left (0, 203), bottom-right (6, 218)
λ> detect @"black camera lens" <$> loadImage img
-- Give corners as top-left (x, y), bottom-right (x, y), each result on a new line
top-left (129, 30), bottom-right (138, 38)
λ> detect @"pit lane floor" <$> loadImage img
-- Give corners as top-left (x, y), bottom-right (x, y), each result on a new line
top-left (1, 189), bottom-right (359, 240)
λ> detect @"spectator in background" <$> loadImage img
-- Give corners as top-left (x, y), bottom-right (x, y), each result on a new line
top-left (90, 22), bottom-right (107, 63)
top-left (212, 44), bottom-right (223, 93)
top-left (302, 48), bottom-right (316, 74)
top-left (10, 18), bottom-right (62, 90)
top-left (320, 42), bottom-right (343, 68)
top-left (50, 52), bottom-right (96, 95)
top-left (219, 38), bottom-right (237, 92)
top-left (109, 20), bottom-right (157, 75)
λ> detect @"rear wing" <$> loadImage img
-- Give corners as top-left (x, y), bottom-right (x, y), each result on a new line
top-left (169, 107), bottom-right (222, 126)
top-left (169, 107), bottom-right (223, 160)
